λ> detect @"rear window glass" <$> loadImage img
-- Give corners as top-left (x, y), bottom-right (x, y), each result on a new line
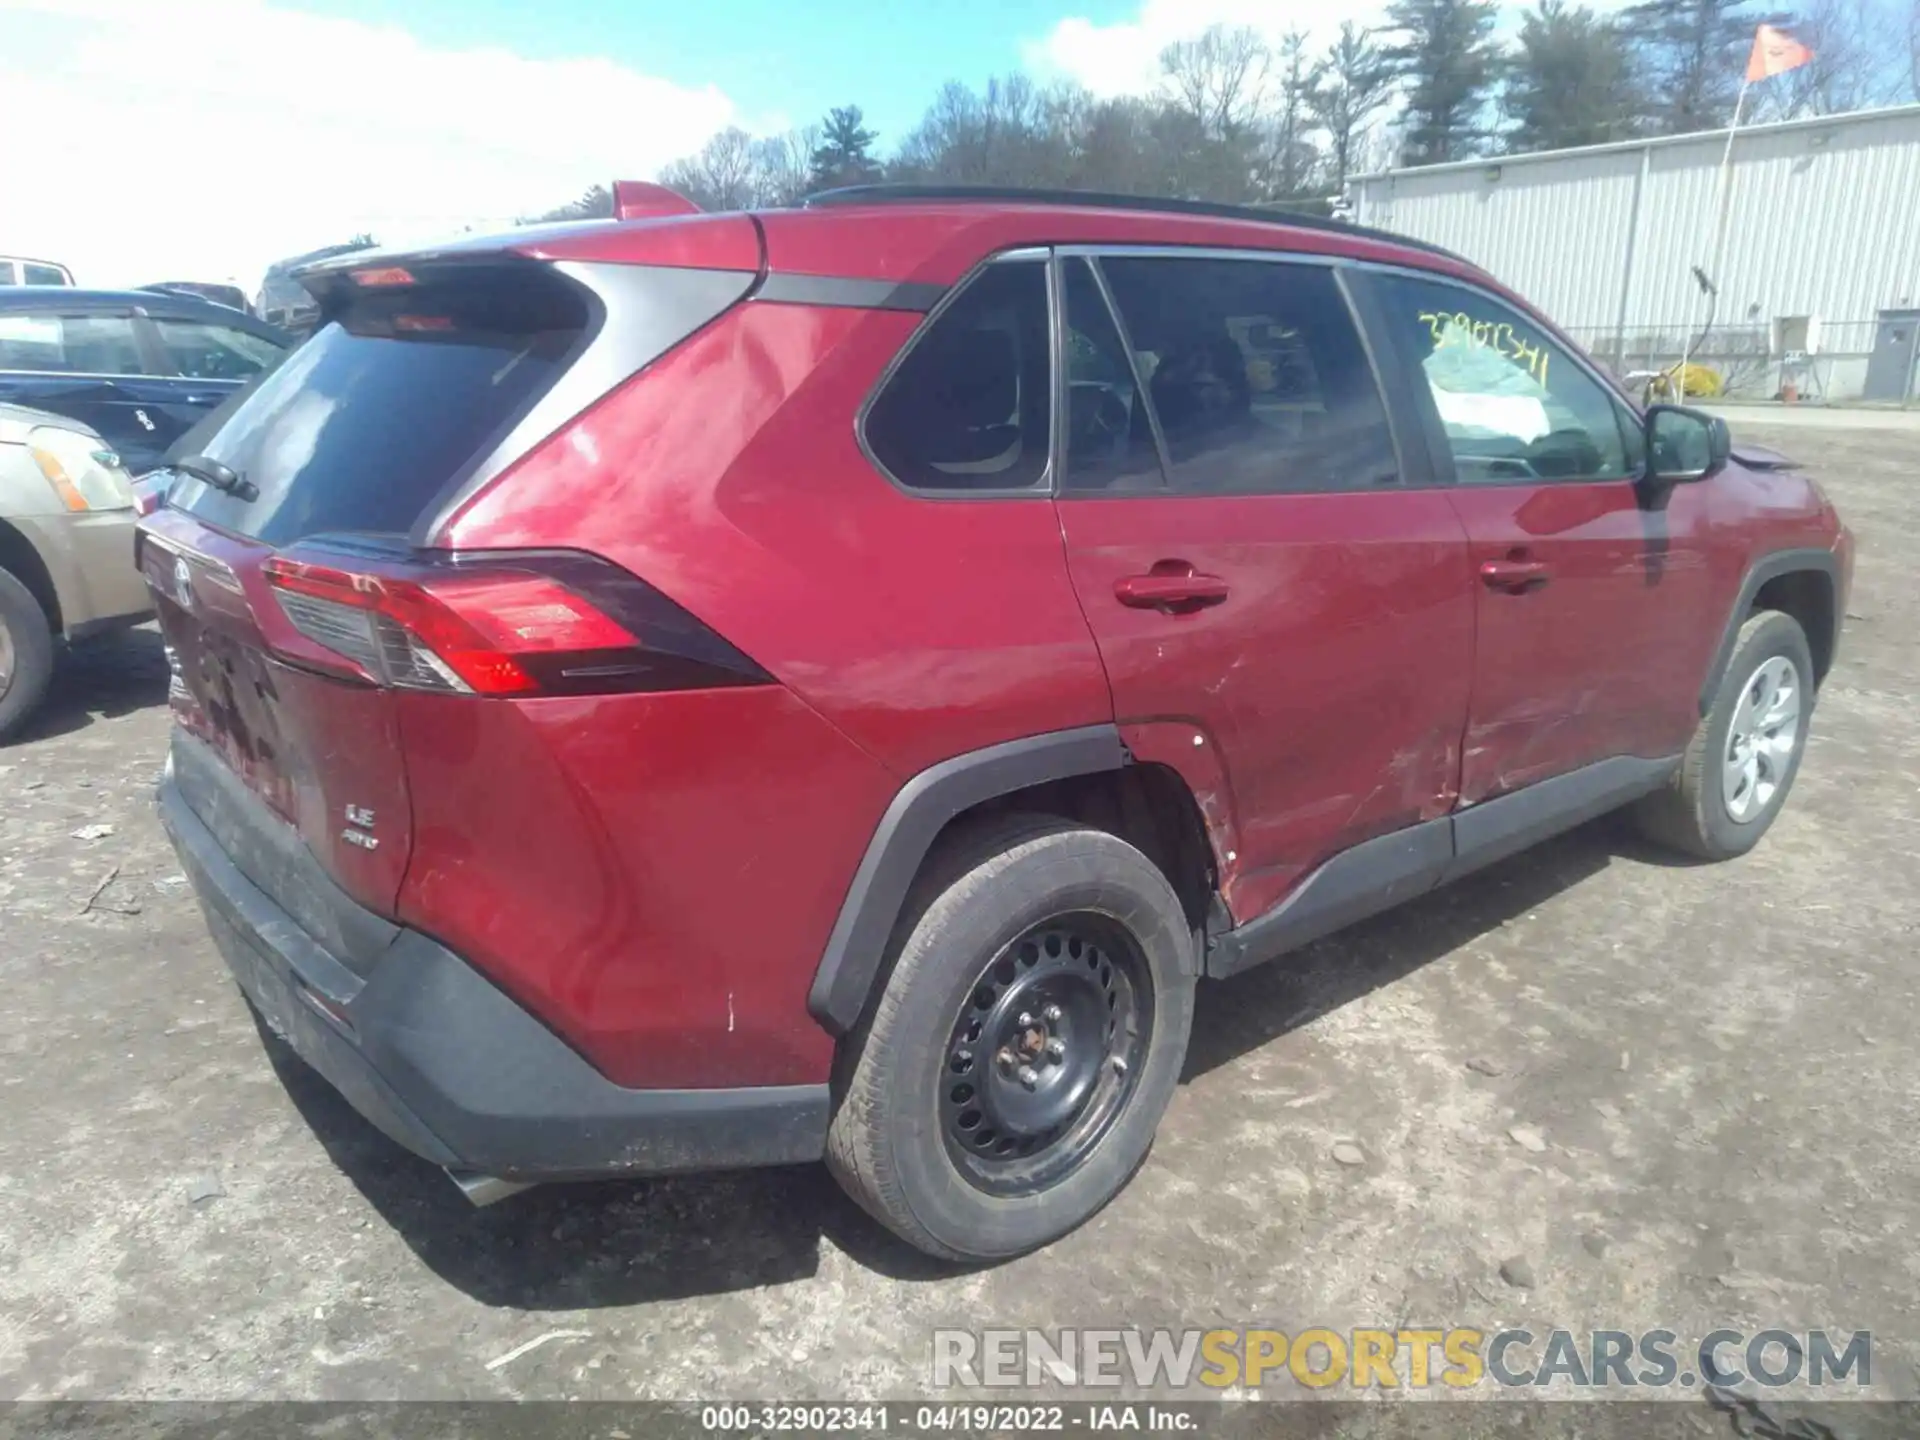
top-left (176, 264), bottom-right (590, 542)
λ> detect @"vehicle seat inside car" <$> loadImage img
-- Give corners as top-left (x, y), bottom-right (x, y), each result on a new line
top-left (870, 325), bottom-right (1045, 489)
top-left (1150, 331), bottom-right (1257, 464)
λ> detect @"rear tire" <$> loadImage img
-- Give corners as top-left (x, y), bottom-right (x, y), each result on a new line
top-left (1635, 609), bottom-right (1814, 861)
top-left (0, 566), bottom-right (55, 743)
top-left (826, 814), bottom-right (1197, 1262)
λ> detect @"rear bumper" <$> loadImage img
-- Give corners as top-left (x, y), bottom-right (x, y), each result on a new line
top-left (157, 754), bottom-right (830, 1182)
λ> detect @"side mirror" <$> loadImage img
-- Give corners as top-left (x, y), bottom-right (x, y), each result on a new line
top-left (1645, 404), bottom-right (1732, 484)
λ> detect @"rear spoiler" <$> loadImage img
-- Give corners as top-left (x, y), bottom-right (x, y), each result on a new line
top-left (611, 181), bottom-right (700, 220)
top-left (291, 180), bottom-right (704, 291)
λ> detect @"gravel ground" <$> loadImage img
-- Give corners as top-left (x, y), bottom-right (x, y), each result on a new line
top-left (1, 421), bottom-right (1915, 1417)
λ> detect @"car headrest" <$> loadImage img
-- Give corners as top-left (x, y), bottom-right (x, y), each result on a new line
top-left (921, 327), bottom-right (1018, 428)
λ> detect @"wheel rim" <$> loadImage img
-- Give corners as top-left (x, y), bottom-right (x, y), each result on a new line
top-left (0, 614), bottom-right (14, 699)
top-left (1723, 655), bottom-right (1802, 824)
top-left (939, 913), bottom-right (1152, 1197)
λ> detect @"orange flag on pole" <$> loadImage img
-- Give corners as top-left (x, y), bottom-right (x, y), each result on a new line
top-left (1747, 24), bottom-right (1815, 82)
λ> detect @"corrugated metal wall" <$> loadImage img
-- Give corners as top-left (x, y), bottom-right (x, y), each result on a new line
top-left (1348, 106), bottom-right (1920, 361)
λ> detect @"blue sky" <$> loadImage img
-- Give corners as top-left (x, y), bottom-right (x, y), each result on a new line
top-left (312, 0), bottom-right (1142, 143)
top-left (0, 0), bottom-right (1369, 287)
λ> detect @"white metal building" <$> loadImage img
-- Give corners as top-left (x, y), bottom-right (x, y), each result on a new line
top-left (1346, 105), bottom-right (1920, 399)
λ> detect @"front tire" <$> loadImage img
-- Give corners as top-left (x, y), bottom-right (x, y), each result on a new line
top-left (0, 566), bottom-right (55, 743)
top-left (1635, 609), bottom-right (1815, 861)
top-left (826, 815), bottom-right (1197, 1262)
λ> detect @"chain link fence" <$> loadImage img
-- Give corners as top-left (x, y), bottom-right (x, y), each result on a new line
top-left (1560, 321), bottom-right (1884, 401)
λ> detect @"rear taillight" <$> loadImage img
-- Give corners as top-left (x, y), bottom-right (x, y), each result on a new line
top-left (261, 551), bottom-right (770, 697)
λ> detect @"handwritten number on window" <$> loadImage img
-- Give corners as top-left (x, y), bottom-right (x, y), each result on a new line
top-left (1416, 310), bottom-right (1550, 387)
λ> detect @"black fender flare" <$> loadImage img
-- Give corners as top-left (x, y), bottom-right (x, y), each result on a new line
top-left (1697, 547), bottom-right (1839, 714)
top-left (807, 724), bottom-right (1128, 1036)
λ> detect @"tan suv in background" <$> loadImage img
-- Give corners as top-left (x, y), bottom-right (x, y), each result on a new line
top-left (0, 403), bottom-right (151, 739)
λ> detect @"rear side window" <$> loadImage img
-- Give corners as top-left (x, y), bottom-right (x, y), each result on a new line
top-left (863, 260), bottom-right (1051, 493)
top-left (0, 312), bottom-right (147, 374)
top-left (1097, 257), bottom-right (1399, 495)
top-left (175, 264), bottom-right (590, 543)
top-left (152, 317), bottom-right (286, 380)
top-left (24, 263), bottom-right (70, 286)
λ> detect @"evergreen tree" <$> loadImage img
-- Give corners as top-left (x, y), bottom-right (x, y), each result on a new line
top-left (809, 106), bottom-right (882, 189)
top-left (1622, 0), bottom-right (1766, 132)
top-left (1505, 0), bottom-right (1641, 150)
top-left (1386, 0), bottom-right (1504, 163)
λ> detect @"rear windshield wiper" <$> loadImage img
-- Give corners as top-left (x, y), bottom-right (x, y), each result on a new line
top-left (173, 454), bottom-right (259, 502)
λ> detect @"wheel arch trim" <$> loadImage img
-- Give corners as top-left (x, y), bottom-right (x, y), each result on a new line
top-left (807, 724), bottom-right (1128, 1036)
top-left (1699, 547), bottom-right (1839, 715)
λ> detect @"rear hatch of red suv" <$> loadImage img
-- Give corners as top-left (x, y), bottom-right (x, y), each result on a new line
top-left (141, 242), bottom-right (758, 970)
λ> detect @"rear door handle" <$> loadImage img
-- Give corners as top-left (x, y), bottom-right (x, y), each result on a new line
top-left (1479, 557), bottom-right (1553, 593)
top-left (1114, 571), bottom-right (1230, 611)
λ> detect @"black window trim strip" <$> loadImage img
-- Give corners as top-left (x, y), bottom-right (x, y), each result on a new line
top-left (755, 273), bottom-right (947, 312)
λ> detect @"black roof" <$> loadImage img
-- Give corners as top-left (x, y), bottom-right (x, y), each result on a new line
top-left (0, 287), bottom-right (291, 340)
top-left (802, 184), bottom-right (1467, 264)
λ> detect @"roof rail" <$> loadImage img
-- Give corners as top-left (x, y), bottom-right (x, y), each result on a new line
top-left (801, 184), bottom-right (1467, 264)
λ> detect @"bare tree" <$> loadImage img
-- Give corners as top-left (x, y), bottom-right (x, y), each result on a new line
top-left (658, 126), bottom-right (760, 210)
top-left (1258, 29), bottom-right (1324, 197)
top-left (1753, 0), bottom-right (1905, 114)
top-left (1621, 0), bottom-right (1767, 133)
top-left (1159, 24), bottom-right (1272, 139)
top-left (1308, 24), bottom-right (1396, 190)
top-left (893, 75), bottom-right (1068, 186)
top-left (752, 125), bottom-right (819, 206)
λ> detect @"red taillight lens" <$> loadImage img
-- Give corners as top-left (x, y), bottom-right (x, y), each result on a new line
top-left (350, 266), bottom-right (416, 288)
top-left (261, 551), bottom-right (766, 697)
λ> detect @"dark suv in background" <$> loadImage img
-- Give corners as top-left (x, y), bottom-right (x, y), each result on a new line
top-left (140, 185), bottom-right (1851, 1262)
top-left (0, 288), bottom-right (291, 473)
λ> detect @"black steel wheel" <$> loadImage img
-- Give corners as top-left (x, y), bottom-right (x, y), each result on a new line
top-left (826, 814), bottom-right (1197, 1262)
top-left (940, 915), bottom-right (1151, 1195)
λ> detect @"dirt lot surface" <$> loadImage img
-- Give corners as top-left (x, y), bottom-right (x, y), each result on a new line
top-left (2, 421), bottom-right (1915, 1414)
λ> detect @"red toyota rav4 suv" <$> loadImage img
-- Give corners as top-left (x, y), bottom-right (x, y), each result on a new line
top-left (142, 184), bottom-right (1852, 1261)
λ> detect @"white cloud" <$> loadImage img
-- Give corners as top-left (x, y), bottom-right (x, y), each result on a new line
top-left (0, 0), bottom-right (741, 293)
top-left (1025, 0), bottom-right (1391, 99)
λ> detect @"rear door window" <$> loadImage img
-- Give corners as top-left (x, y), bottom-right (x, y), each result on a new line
top-left (23, 263), bottom-right (70, 286)
top-left (0, 311), bottom-right (147, 373)
top-left (1097, 257), bottom-right (1399, 495)
top-left (174, 264), bottom-right (590, 543)
top-left (863, 259), bottom-right (1051, 493)
top-left (1061, 257), bottom-right (1165, 493)
top-left (151, 317), bottom-right (286, 380)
